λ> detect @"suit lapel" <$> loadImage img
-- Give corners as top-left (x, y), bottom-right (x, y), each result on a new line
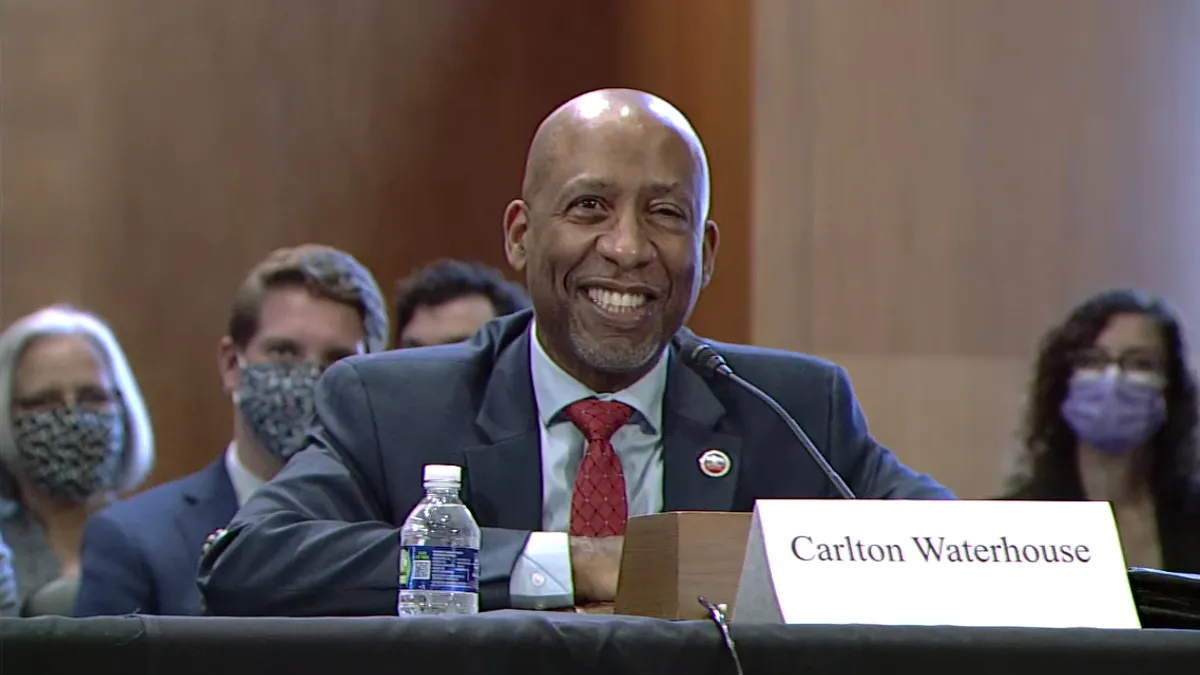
top-left (661, 348), bottom-right (741, 512)
top-left (175, 459), bottom-right (239, 557)
top-left (462, 327), bottom-right (543, 531)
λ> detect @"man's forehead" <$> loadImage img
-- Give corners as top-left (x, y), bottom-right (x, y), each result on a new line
top-left (556, 110), bottom-right (695, 152)
top-left (567, 90), bottom-right (694, 135)
top-left (542, 125), bottom-right (701, 187)
top-left (257, 288), bottom-right (364, 341)
top-left (524, 90), bottom-right (711, 216)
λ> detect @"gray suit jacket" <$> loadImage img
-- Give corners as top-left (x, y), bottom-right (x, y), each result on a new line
top-left (198, 310), bottom-right (952, 616)
top-left (0, 508), bottom-right (58, 614)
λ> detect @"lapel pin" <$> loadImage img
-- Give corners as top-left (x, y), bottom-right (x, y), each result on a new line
top-left (699, 449), bottom-right (731, 478)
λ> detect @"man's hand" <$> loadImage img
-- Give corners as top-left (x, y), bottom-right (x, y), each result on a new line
top-left (569, 536), bottom-right (623, 604)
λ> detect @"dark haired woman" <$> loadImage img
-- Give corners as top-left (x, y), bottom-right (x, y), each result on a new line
top-left (1004, 288), bottom-right (1200, 572)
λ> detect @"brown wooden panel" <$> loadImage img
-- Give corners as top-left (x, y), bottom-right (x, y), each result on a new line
top-left (0, 0), bottom-right (621, 487)
top-left (753, 0), bottom-right (1200, 496)
top-left (613, 0), bottom-right (753, 344)
top-left (757, 0), bottom-right (1200, 358)
top-left (1, 0), bottom-right (754, 489)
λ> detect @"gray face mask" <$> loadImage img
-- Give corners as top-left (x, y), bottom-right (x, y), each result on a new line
top-left (234, 362), bottom-right (320, 461)
top-left (12, 406), bottom-right (125, 504)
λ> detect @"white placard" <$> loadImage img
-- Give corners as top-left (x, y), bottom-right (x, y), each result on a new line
top-left (731, 500), bottom-right (1139, 629)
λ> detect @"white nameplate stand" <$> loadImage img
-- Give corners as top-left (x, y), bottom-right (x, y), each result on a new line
top-left (732, 500), bottom-right (1140, 629)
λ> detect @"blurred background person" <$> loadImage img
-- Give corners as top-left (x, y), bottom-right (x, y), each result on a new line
top-left (0, 306), bottom-right (154, 611)
top-left (1003, 289), bottom-right (1200, 572)
top-left (73, 244), bottom-right (388, 616)
top-left (392, 258), bottom-right (530, 348)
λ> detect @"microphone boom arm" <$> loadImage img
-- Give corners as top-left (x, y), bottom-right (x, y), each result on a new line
top-left (725, 371), bottom-right (857, 500)
top-left (676, 330), bottom-right (857, 500)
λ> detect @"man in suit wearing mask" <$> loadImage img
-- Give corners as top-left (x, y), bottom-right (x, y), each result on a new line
top-left (73, 245), bottom-right (388, 616)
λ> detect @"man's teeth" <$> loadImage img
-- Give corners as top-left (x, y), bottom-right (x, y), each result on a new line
top-left (586, 288), bottom-right (648, 312)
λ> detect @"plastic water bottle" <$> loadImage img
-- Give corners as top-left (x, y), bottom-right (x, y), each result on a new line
top-left (397, 464), bottom-right (481, 616)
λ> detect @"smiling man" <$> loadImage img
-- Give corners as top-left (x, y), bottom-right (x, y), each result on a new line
top-left (507, 91), bottom-right (714, 396)
top-left (197, 89), bottom-right (951, 617)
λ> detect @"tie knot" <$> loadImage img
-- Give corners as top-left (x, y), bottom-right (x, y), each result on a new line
top-left (563, 399), bottom-right (634, 442)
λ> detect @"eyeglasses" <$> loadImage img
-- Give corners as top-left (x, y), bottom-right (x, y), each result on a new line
top-left (1072, 348), bottom-right (1164, 376)
top-left (698, 596), bottom-right (743, 675)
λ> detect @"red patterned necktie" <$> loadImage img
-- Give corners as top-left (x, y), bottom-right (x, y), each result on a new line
top-left (563, 399), bottom-right (634, 537)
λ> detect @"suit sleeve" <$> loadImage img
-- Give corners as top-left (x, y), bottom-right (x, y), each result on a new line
top-left (197, 360), bottom-right (531, 615)
top-left (197, 360), bottom-right (401, 616)
top-left (73, 510), bottom-right (152, 616)
top-left (828, 366), bottom-right (955, 499)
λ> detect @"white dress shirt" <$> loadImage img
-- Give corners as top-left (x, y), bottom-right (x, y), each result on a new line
top-left (508, 322), bottom-right (669, 609)
top-left (224, 443), bottom-right (267, 508)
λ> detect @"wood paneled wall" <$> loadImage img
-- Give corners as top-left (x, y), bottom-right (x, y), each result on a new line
top-left (17, 0), bottom-right (1194, 500)
top-left (753, 0), bottom-right (1200, 497)
top-left (612, 0), bottom-right (753, 343)
top-left (1, 0), bottom-right (754, 487)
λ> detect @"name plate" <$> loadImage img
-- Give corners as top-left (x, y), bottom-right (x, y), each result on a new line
top-left (731, 500), bottom-right (1139, 629)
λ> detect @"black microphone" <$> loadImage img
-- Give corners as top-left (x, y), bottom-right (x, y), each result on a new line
top-left (676, 329), bottom-right (857, 499)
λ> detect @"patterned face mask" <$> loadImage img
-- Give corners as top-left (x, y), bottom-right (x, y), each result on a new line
top-left (12, 406), bottom-right (125, 504)
top-left (234, 362), bottom-right (321, 462)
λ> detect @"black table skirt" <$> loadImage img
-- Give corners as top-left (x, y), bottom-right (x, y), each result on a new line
top-left (3, 611), bottom-right (1200, 675)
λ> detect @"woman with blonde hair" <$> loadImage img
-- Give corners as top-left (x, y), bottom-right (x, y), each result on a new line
top-left (0, 305), bottom-right (154, 608)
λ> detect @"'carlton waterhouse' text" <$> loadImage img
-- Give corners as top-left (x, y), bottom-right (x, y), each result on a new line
top-left (790, 535), bottom-right (1093, 564)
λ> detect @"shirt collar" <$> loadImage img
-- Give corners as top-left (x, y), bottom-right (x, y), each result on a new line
top-left (224, 442), bottom-right (266, 508)
top-left (528, 321), bottom-right (669, 433)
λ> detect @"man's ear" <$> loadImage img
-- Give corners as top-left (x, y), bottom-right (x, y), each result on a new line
top-left (217, 337), bottom-right (240, 395)
top-left (503, 200), bottom-right (530, 272)
top-left (700, 220), bottom-right (720, 288)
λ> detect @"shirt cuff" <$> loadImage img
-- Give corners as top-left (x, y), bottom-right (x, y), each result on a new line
top-left (508, 531), bottom-right (574, 610)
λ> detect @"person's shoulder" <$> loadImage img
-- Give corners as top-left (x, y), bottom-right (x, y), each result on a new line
top-left (336, 310), bottom-right (531, 384)
top-left (338, 341), bottom-right (482, 380)
top-left (322, 311), bottom-right (532, 414)
top-left (707, 339), bottom-right (844, 383)
top-left (333, 341), bottom-right (491, 403)
top-left (94, 465), bottom-right (210, 526)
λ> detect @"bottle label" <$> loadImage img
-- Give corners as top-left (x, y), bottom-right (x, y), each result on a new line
top-left (398, 545), bottom-right (479, 593)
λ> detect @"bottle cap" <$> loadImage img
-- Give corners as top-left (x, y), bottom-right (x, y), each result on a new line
top-left (423, 464), bottom-right (462, 484)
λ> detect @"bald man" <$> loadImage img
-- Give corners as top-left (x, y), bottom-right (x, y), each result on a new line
top-left (198, 89), bottom-right (951, 617)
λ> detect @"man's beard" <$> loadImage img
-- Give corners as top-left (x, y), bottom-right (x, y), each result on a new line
top-left (566, 311), bottom-right (664, 374)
